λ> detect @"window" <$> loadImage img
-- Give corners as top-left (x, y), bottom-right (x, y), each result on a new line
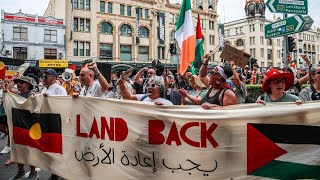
top-left (137, 8), bottom-right (142, 18)
top-left (170, 14), bottom-right (174, 24)
top-left (80, 19), bottom-right (84, 31)
top-left (145, 9), bottom-right (149, 19)
top-left (209, 21), bottom-right (214, 30)
top-left (120, 24), bottom-right (132, 36)
top-left (250, 48), bottom-right (256, 57)
top-left (260, 24), bottom-right (264, 32)
top-left (170, 31), bottom-right (175, 42)
top-left (267, 39), bottom-right (272, 46)
top-left (277, 39), bottom-right (280, 46)
top-left (86, 0), bottom-right (90, 10)
top-left (267, 49), bottom-right (272, 60)
top-left (138, 46), bottom-right (149, 62)
top-left (260, 36), bottom-right (264, 45)
top-left (139, 27), bottom-right (149, 38)
top-left (44, 30), bottom-right (57, 41)
top-left (100, 43), bottom-right (113, 59)
top-left (85, 42), bottom-right (90, 56)
top-left (100, 22), bottom-right (113, 34)
top-left (240, 27), bottom-right (243, 34)
top-left (236, 28), bottom-right (239, 35)
top-left (44, 48), bottom-right (57, 59)
top-left (209, 35), bottom-right (215, 45)
top-left (13, 27), bottom-right (27, 40)
top-left (261, 48), bottom-right (264, 58)
top-left (236, 39), bottom-right (244, 46)
top-left (250, 37), bottom-right (255, 45)
top-left (13, 47), bottom-right (27, 60)
top-left (108, 2), bottom-right (113, 13)
top-left (100, 1), bottom-right (105, 12)
top-left (277, 50), bottom-right (281, 58)
top-left (80, 0), bottom-right (84, 9)
top-left (73, 0), bottom-right (78, 9)
top-left (74, 42), bottom-right (78, 56)
top-left (85, 19), bottom-right (90, 32)
top-left (201, 20), bottom-right (205, 28)
top-left (74, 18), bottom-right (78, 31)
top-left (80, 42), bottom-right (84, 56)
top-left (120, 45), bottom-right (132, 61)
top-left (120, 4), bottom-right (125, 16)
top-left (158, 46), bottom-right (165, 60)
top-left (127, 6), bottom-right (132, 16)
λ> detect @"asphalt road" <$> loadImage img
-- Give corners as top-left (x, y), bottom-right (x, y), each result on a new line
top-left (0, 134), bottom-right (51, 180)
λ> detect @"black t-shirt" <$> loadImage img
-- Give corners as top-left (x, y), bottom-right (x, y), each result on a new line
top-left (133, 82), bottom-right (144, 94)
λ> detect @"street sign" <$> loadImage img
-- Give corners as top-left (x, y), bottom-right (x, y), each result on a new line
top-left (265, 15), bottom-right (305, 38)
top-left (301, 15), bottom-right (314, 31)
top-left (266, 0), bottom-right (308, 15)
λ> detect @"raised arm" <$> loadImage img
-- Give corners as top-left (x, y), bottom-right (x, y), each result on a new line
top-left (134, 67), bottom-right (147, 85)
top-left (118, 79), bottom-right (137, 100)
top-left (199, 54), bottom-right (211, 88)
top-left (230, 61), bottom-right (241, 89)
top-left (88, 62), bottom-right (109, 92)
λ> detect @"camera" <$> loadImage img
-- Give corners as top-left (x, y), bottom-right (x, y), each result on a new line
top-left (155, 63), bottom-right (164, 76)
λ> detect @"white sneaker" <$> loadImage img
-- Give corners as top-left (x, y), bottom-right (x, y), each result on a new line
top-left (0, 146), bottom-right (10, 154)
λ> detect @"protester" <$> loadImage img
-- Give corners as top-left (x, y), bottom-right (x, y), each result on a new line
top-left (256, 69), bottom-right (302, 104)
top-left (62, 69), bottom-right (81, 95)
top-left (41, 69), bottom-right (67, 96)
top-left (179, 74), bottom-right (207, 105)
top-left (5, 76), bottom-right (39, 179)
top-left (0, 80), bottom-right (10, 158)
top-left (251, 64), bottom-right (260, 84)
top-left (230, 61), bottom-right (247, 104)
top-left (133, 67), bottom-right (155, 94)
top-left (199, 54), bottom-right (237, 109)
top-left (74, 62), bottom-right (109, 97)
top-left (299, 65), bottom-right (320, 101)
top-left (243, 65), bottom-right (252, 84)
top-left (119, 76), bottom-right (173, 105)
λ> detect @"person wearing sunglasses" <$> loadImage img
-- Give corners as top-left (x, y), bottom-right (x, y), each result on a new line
top-left (299, 65), bottom-right (320, 101)
top-left (41, 69), bottom-right (67, 96)
top-left (118, 76), bottom-right (173, 105)
top-left (229, 61), bottom-right (247, 104)
top-left (198, 54), bottom-right (237, 109)
top-left (256, 69), bottom-right (302, 105)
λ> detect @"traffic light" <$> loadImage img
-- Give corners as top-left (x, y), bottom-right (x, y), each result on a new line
top-left (169, 43), bottom-right (177, 55)
top-left (288, 37), bottom-right (295, 52)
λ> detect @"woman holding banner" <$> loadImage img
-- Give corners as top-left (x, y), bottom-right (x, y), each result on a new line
top-left (198, 54), bottom-right (237, 109)
top-left (299, 65), bottom-right (320, 101)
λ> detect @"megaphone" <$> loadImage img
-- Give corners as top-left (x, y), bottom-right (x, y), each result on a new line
top-left (62, 72), bottom-right (73, 82)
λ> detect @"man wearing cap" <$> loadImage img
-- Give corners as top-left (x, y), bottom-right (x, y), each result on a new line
top-left (6, 76), bottom-right (39, 179)
top-left (256, 69), bottom-right (302, 104)
top-left (243, 66), bottom-right (252, 84)
top-left (41, 69), bottom-right (67, 96)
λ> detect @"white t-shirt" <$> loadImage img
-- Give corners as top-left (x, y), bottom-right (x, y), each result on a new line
top-left (41, 83), bottom-right (67, 96)
top-left (136, 94), bottom-right (173, 105)
top-left (80, 80), bottom-right (105, 97)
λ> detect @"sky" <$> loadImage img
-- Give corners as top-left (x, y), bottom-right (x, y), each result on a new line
top-left (0, 0), bottom-right (319, 28)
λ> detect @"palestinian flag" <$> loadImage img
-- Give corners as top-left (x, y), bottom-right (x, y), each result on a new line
top-left (175, 0), bottom-right (195, 75)
top-left (190, 14), bottom-right (204, 75)
top-left (247, 124), bottom-right (320, 179)
top-left (12, 108), bottom-right (62, 154)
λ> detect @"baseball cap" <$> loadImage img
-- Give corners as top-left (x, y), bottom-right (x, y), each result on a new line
top-left (44, 69), bottom-right (58, 77)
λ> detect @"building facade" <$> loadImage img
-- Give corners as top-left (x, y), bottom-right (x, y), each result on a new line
top-left (224, 0), bottom-right (320, 68)
top-left (0, 10), bottom-right (65, 61)
top-left (44, 0), bottom-right (220, 67)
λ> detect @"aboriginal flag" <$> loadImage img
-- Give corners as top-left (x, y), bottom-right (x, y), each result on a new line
top-left (12, 108), bottom-right (62, 154)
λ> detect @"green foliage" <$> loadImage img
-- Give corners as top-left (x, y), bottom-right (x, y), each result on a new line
top-left (245, 85), bottom-right (263, 103)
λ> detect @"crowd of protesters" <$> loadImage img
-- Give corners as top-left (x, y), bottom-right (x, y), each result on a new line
top-left (0, 53), bottom-right (320, 179)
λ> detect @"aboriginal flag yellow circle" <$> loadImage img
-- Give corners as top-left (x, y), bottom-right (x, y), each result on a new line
top-left (0, 62), bottom-right (5, 70)
top-left (29, 123), bottom-right (42, 140)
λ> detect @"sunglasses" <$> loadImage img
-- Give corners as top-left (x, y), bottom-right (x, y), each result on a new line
top-left (146, 83), bottom-right (159, 88)
top-left (270, 78), bottom-right (285, 84)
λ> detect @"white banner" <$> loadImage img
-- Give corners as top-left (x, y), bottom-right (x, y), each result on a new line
top-left (4, 93), bottom-right (320, 180)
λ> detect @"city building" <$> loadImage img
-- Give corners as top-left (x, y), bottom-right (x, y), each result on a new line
top-left (224, 0), bottom-right (320, 68)
top-left (44, 0), bottom-right (220, 69)
top-left (0, 9), bottom-right (65, 61)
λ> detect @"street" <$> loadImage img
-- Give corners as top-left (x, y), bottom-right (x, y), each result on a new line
top-left (0, 134), bottom-right (51, 180)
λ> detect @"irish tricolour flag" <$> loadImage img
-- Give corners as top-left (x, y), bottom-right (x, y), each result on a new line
top-left (248, 124), bottom-right (320, 179)
top-left (175, 0), bottom-right (195, 75)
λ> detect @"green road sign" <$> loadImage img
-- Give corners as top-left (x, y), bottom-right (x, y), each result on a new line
top-left (266, 0), bottom-right (308, 15)
top-left (265, 15), bottom-right (305, 38)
